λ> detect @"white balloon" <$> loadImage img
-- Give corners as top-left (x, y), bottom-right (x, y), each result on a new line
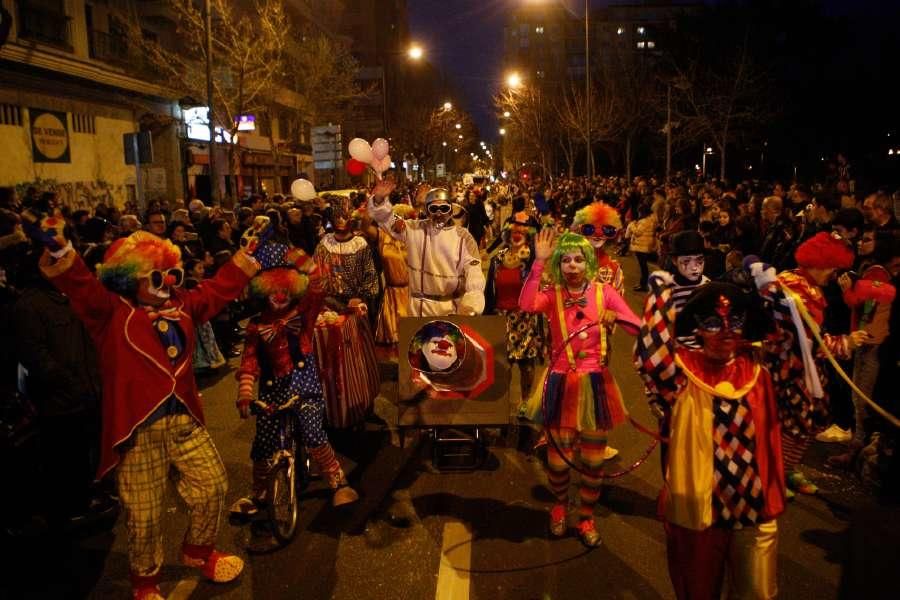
top-left (348, 138), bottom-right (374, 163)
top-left (290, 178), bottom-right (316, 201)
top-left (371, 138), bottom-right (390, 161)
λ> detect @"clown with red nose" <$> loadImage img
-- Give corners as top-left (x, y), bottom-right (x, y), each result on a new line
top-left (39, 230), bottom-right (259, 599)
top-left (233, 240), bottom-right (358, 524)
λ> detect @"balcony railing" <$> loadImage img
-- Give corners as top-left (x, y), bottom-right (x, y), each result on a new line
top-left (90, 30), bottom-right (129, 64)
top-left (16, 3), bottom-right (72, 49)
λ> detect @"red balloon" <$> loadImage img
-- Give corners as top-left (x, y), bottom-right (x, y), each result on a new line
top-left (346, 158), bottom-right (367, 177)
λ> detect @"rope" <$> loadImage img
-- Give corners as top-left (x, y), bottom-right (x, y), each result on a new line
top-left (540, 321), bottom-right (659, 479)
top-left (783, 286), bottom-right (900, 429)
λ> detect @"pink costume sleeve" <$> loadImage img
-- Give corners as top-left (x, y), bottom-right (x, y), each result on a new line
top-left (603, 284), bottom-right (641, 335)
top-left (518, 259), bottom-right (553, 315)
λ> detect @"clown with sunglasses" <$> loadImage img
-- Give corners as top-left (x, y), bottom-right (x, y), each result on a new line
top-left (39, 230), bottom-right (259, 600)
top-left (571, 202), bottom-right (625, 296)
top-left (367, 180), bottom-right (485, 317)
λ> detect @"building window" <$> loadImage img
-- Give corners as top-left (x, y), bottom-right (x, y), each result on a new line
top-left (16, 0), bottom-right (72, 49)
top-left (616, 27), bottom-right (624, 35)
top-left (636, 41), bottom-right (646, 49)
top-left (0, 104), bottom-right (22, 126)
top-left (647, 41), bottom-right (656, 49)
top-left (72, 113), bottom-right (96, 134)
top-left (535, 26), bottom-right (544, 34)
top-left (637, 26), bottom-right (646, 35)
top-left (536, 70), bottom-right (545, 79)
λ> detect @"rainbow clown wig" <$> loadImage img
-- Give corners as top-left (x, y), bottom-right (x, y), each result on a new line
top-left (96, 231), bottom-right (181, 295)
top-left (247, 242), bottom-right (310, 301)
top-left (548, 232), bottom-right (598, 284)
top-left (572, 202), bottom-right (622, 237)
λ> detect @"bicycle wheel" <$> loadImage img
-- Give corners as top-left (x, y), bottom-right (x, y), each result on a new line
top-left (267, 460), bottom-right (299, 543)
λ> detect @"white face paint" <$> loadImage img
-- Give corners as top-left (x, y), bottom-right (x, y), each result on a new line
top-left (588, 236), bottom-right (606, 249)
top-left (424, 336), bottom-right (458, 371)
top-left (676, 254), bottom-right (705, 282)
top-left (561, 251), bottom-right (587, 285)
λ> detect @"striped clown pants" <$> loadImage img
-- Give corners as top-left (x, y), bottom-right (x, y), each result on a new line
top-left (545, 428), bottom-right (607, 520)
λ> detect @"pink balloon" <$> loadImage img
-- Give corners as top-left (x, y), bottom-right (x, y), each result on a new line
top-left (371, 154), bottom-right (392, 175)
top-left (371, 138), bottom-right (390, 161)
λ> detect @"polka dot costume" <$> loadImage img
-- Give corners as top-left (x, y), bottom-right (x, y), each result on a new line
top-left (250, 353), bottom-right (328, 461)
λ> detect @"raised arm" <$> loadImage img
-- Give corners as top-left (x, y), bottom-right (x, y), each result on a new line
top-left (40, 249), bottom-right (117, 332)
top-left (518, 228), bottom-right (555, 315)
top-left (182, 250), bottom-right (258, 324)
top-left (367, 179), bottom-right (408, 243)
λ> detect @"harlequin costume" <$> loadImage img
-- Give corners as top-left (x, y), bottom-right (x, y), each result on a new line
top-left (40, 231), bottom-right (256, 600)
top-left (571, 202), bottom-right (624, 295)
top-left (367, 187), bottom-right (485, 317)
top-left (634, 231), bottom-right (711, 476)
top-left (756, 232), bottom-right (858, 495)
top-left (485, 215), bottom-right (544, 401)
top-left (635, 281), bottom-right (785, 600)
top-left (233, 241), bottom-right (358, 513)
top-left (374, 204), bottom-right (414, 345)
top-left (519, 232), bottom-right (640, 547)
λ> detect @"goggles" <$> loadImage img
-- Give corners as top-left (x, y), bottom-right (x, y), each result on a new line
top-left (427, 203), bottom-right (452, 215)
top-left (579, 223), bottom-right (619, 239)
top-left (694, 313), bottom-right (745, 334)
top-left (146, 268), bottom-right (185, 289)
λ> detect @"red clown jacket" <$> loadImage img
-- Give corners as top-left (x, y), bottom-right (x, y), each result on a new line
top-left (42, 251), bottom-right (256, 479)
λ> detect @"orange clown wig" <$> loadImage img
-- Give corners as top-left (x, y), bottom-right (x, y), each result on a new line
top-left (96, 231), bottom-right (182, 295)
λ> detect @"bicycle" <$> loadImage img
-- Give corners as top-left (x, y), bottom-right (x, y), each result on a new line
top-left (253, 395), bottom-right (310, 545)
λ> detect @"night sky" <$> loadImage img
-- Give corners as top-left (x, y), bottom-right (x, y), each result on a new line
top-left (408, 0), bottom-right (894, 146)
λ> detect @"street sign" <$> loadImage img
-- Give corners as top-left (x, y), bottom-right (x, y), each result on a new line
top-left (311, 124), bottom-right (342, 171)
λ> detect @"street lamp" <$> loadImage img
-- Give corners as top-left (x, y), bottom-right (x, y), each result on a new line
top-left (443, 101), bottom-right (452, 111)
top-left (503, 111), bottom-right (511, 118)
top-left (499, 128), bottom-right (506, 135)
top-left (506, 71), bottom-right (523, 89)
top-left (455, 123), bottom-right (461, 130)
top-left (408, 44), bottom-right (424, 60)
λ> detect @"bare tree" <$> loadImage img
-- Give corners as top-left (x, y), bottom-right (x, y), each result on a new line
top-left (128, 0), bottom-right (288, 198)
top-left (555, 78), bottom-right (624, 177)
top-left (495, 85), bottom-right (555, 178)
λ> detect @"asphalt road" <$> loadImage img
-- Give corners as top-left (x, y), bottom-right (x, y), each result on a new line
top-left (6, 255), bottom-right (895, 600)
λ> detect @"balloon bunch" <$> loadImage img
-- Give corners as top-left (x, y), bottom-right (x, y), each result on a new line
top-left (347, 137), bottom-right (392, 179)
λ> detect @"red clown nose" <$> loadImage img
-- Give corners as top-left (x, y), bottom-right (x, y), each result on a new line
top-left (435, 339), bottom-right (452, 350)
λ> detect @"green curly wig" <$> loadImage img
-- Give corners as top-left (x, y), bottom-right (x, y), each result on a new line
top-left (548, 232), bottom-right (598, 284)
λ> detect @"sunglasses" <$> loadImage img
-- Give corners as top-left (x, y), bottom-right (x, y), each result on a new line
top-left (427, 204), bottom-right (452, 215)
top-left (147, 268), bottom-right (185, 289)
top-left (579, 224), bottom-right (619, 239)
top-left (694, 314), bottom-right (745, 334)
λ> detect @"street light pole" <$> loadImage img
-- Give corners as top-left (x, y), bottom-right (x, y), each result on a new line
top-left (584, 0), bottom-right (591, 178)
top-left (204, 0), bottom-right (217, 202)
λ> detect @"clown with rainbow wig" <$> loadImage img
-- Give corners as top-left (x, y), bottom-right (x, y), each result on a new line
top-left (39, 229), bottom-right (259, 600)
top-left (571, 202), bottom-right (625, 295)
top-left (232, 239), bottom-right (358, 522)
top-left (518, 228), bottom-right (640, 547)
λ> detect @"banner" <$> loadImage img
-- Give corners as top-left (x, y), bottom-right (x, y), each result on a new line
top-left (397, 315), bottom-right (510, 427)
top-left (30, 108), bottom-right (70, 163)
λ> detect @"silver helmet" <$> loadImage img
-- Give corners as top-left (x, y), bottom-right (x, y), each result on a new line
top-left (424, 187), bottom-right (451, 205)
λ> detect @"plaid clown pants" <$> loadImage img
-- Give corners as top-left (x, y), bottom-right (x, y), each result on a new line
top-left (117, 414), bottom-right (228, 577)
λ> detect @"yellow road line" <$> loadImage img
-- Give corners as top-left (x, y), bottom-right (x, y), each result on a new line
top-left (435, 521), bottom-right (472, 600)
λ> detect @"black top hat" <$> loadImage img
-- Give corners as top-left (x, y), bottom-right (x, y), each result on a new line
top-left (670, 230), bottom-right (705, 257)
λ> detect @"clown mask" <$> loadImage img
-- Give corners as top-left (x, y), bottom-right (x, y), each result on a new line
top-left (424, 336), bottom-right (458, 371)
top-left (676, 254), bottom-right (705, 282)
top-left (509, 224), bottom-right (529, 248)
top-left (560, 251), bottom-right (587, 286)
top-left (137, 266), bottom-right (185, 305)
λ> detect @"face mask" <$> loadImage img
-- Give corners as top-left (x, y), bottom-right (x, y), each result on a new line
top-left (424, 336), bottom-right (457, 371)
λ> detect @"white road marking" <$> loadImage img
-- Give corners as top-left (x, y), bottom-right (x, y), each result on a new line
top-left (435, 521), bottom-right (472, 600)
top-left (167, 576), bottom-right (199, 600)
